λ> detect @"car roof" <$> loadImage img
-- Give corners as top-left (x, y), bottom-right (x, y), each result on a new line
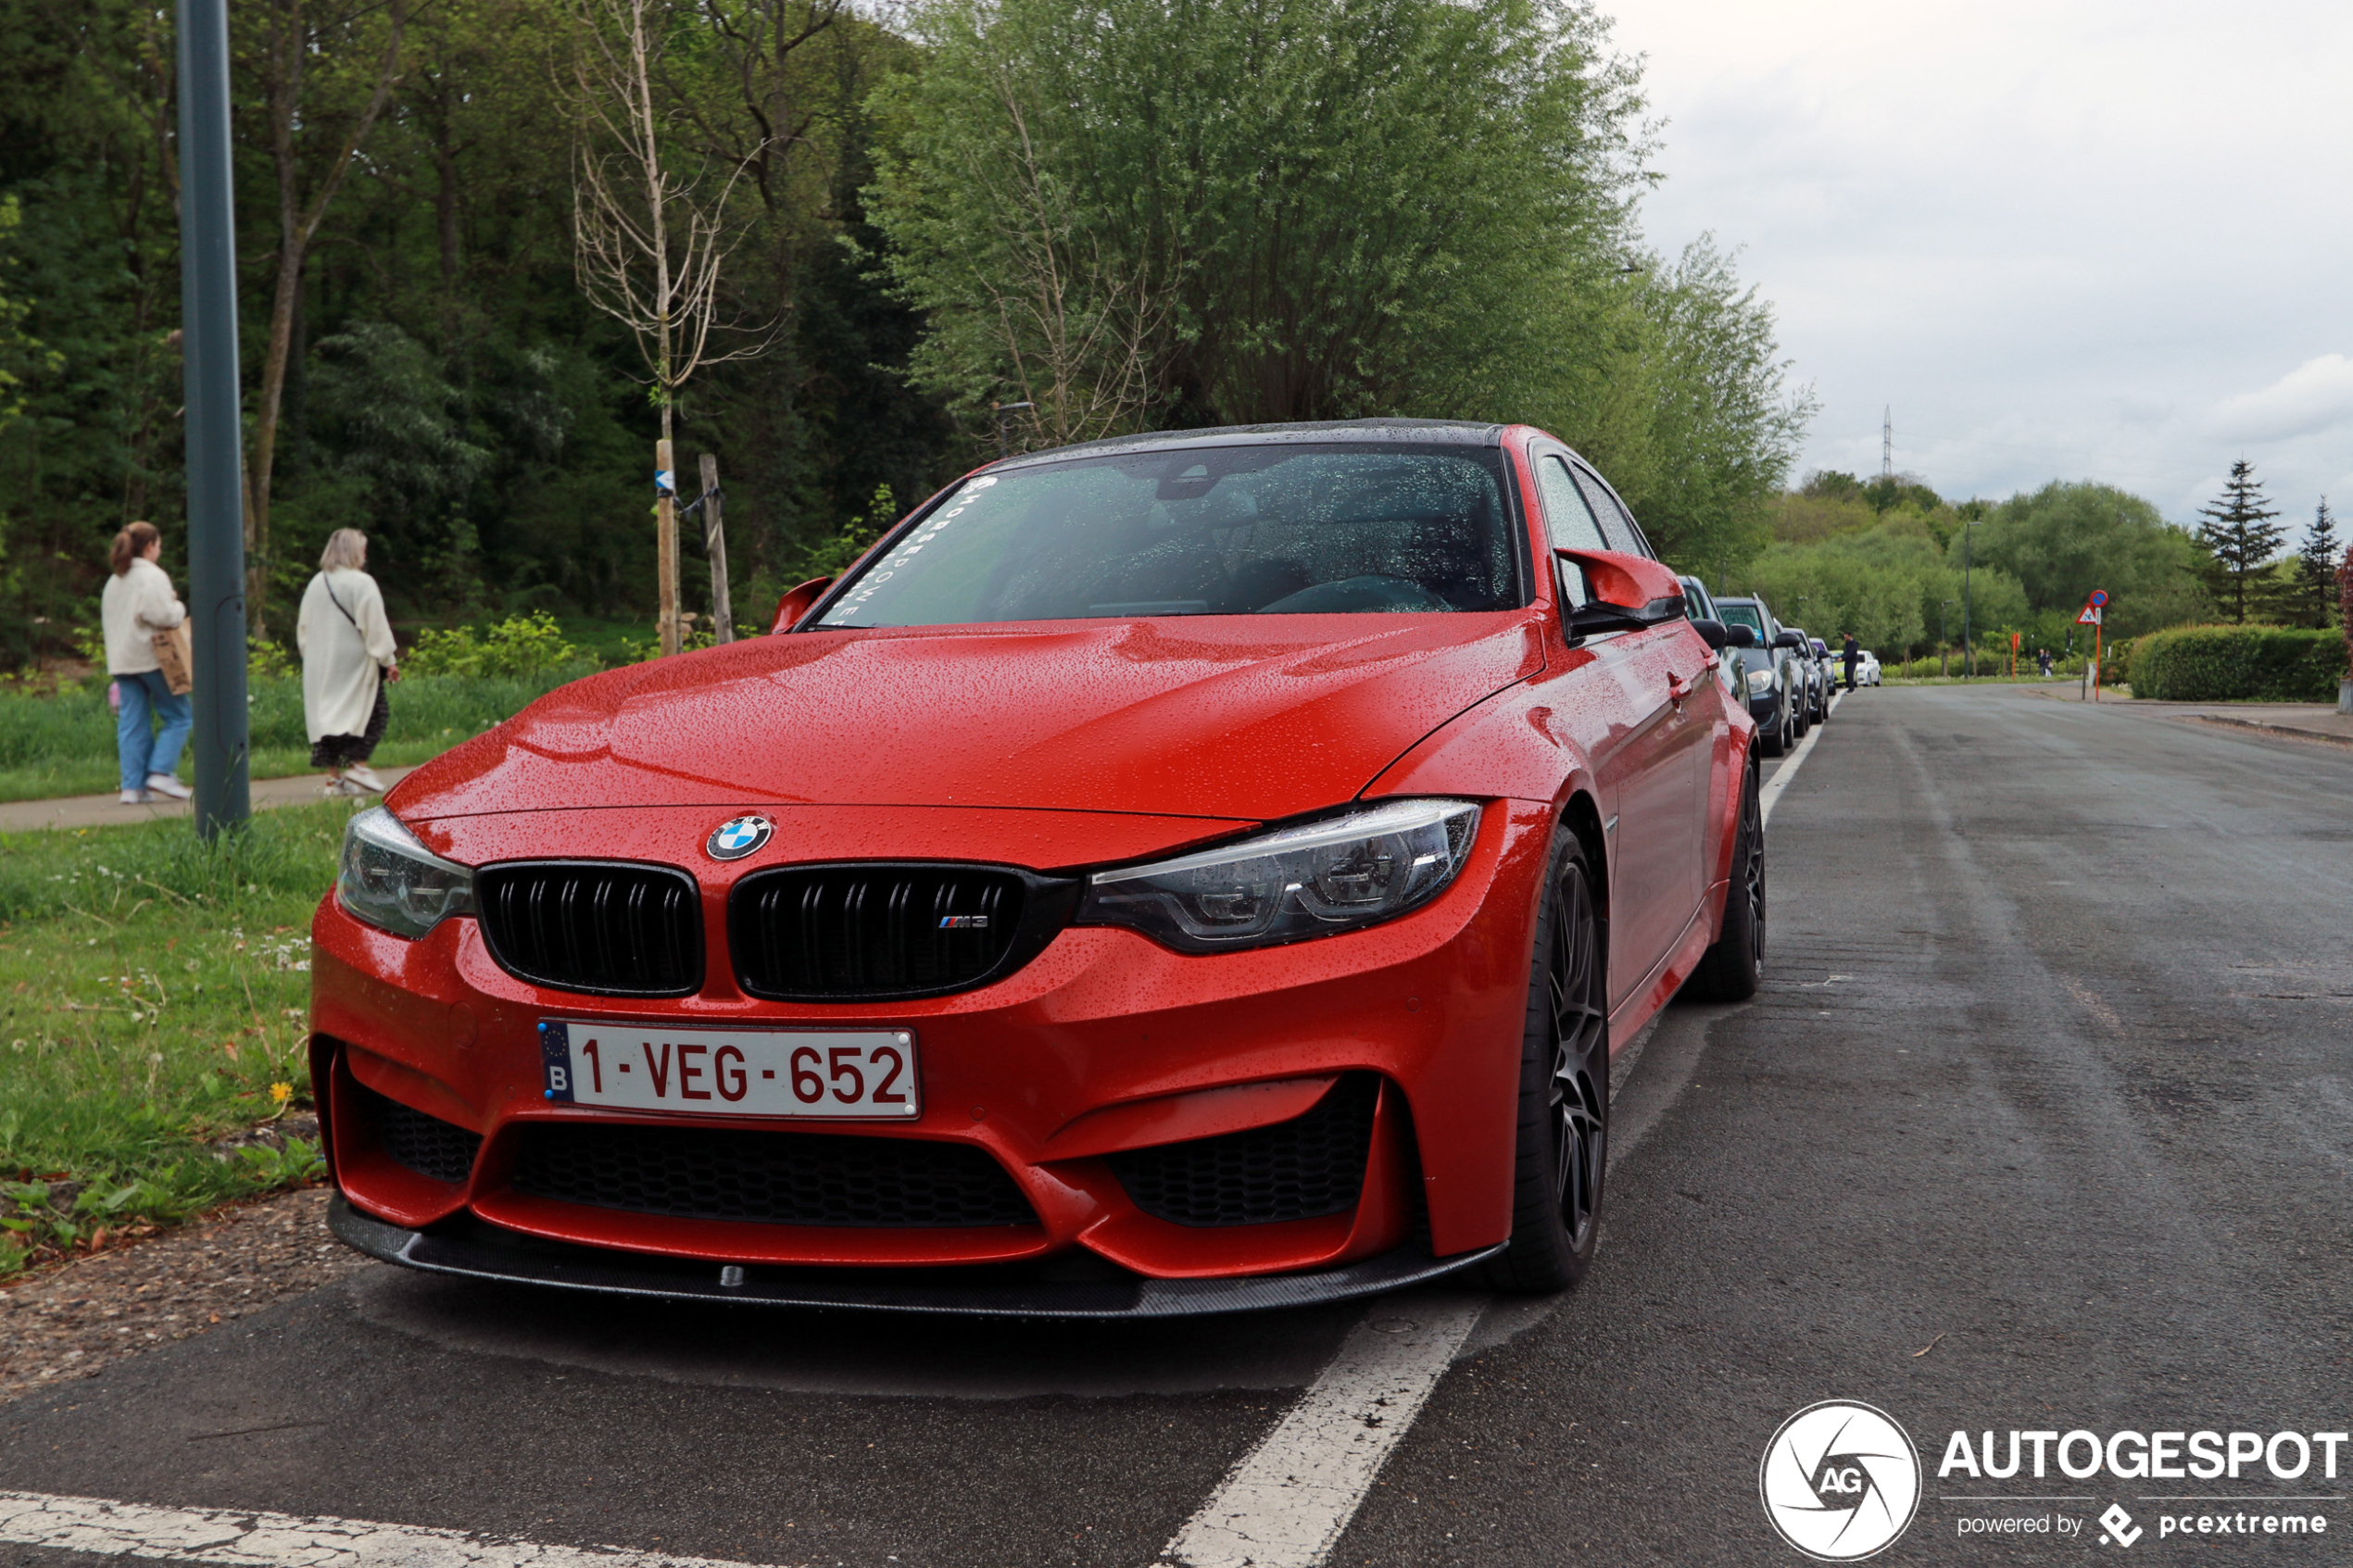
top-left (989, 419), bottom-right (1506, 470)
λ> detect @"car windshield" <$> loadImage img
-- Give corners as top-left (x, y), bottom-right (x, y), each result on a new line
top-left (816, 444), bottom-right (1524, 628)
top-left (1717, 603), bottom-right (1765, 633)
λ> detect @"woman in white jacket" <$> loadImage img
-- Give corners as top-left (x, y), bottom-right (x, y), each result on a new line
top-left (297, 529), bottom-right (399, 796)
top-left (100, 521), bottom-right (194, 805)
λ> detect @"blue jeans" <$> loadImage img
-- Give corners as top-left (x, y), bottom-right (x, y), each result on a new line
top-left (116, 670), bottom-right (192, 792)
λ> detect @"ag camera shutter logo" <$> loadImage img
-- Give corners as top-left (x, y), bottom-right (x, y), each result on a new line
top-left (1761, 1400), bottom-right (1922, 1560)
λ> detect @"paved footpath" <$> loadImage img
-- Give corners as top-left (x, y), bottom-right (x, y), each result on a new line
top-left (0, 686), bottom-right (2346, 1565)
top-left (0, 768), bottom-right (416, 833)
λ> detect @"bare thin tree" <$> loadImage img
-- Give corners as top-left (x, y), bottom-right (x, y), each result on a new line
top-left (567, 0), bottom-right (770, 655)
top-left (968, 83), bottom-right (1164, 451)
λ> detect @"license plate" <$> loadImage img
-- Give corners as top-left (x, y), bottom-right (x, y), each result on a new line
top-left (537, 1021), bottom-right (920, 1119)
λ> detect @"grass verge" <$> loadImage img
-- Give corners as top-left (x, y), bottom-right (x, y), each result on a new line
top-left (0, 801), bottom-right (355, 1274)
top-left (0, 666), bottom-right (591, 804)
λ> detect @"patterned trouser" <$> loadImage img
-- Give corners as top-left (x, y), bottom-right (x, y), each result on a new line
top-left (311, 684), bottom-right (390, 770)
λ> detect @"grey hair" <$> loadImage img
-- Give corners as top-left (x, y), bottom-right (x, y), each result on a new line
top-left (320, 528), bottom-right (370, 572)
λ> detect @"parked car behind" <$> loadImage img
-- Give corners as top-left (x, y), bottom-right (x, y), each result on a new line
top-left (1855, 649), bottom-right (1882, 687)
top-left (1713, 596), bottom-right (1805, 757)
top-left (1807, 637), bottom-right (1836, 720)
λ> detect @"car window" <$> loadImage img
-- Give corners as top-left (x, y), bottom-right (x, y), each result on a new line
top-left (1569, 464), bottom-right (1642, 556)
top-left (818, 444), bottom-right (1526, 627)
top-left (1533, 456), bottom-right (1609, 554)
top-left (1716, 602), bottom-right (1765, 633)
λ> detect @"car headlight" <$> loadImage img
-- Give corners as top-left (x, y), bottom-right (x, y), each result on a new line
top-left (1746, 667), bottom-right (1777, 695)
top-left (1077, 799), bottom-right (1481, 953)
top-left (338, 806), bottom-right (473, 939)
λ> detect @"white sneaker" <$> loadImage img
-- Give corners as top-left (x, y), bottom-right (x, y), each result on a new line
top-left (145, 773), bottom-right (193, 800)
top-left (343, 765), bottom-right (387, 795)
top-left (321, 776), bottom-right (367, 797)
top-left (120, 788), bottom-right (153, 806)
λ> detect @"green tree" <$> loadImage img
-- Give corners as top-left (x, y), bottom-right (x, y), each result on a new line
top-left (2193, 458), bottom-right (2287, 624)
top-left (1963, 480), bottom-right (2210, 637)
top-left (869, 0), bottom-right (1806, 564)
top-left (2295, 498), bottom-right (2340, 630)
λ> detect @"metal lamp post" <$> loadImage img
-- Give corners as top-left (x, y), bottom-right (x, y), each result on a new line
top-left (176, 0), bottom-right (251, 836)
top-left (1940, 598), bottom-right (1957, 678)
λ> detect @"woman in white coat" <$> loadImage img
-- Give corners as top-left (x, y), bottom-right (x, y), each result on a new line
top-left (100, 521), bottom-right (194, 805)
top-left (297, 529), bottom-right (399, 796)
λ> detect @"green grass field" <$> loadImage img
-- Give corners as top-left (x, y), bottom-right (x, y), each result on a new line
top-left (0, 665), bottom-right (595, 804)
top-left (0, 801), bottom-right (359, 1272)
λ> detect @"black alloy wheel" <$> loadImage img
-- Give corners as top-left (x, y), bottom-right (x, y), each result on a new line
top-left (1693, 760), bottom-right (1765, 1000)
top-left (1487, 833), bottom-right (1609, 1293)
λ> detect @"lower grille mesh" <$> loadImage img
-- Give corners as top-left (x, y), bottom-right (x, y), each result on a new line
top-left (364, 1084), bottom-right (483, 1185)
top-left (1108, 1074), bottom-right (1380, 1226)
top-left (510, 1123), bottom-right (1038, 1228)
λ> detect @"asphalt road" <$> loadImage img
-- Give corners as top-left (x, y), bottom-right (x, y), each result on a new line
top-left (3, 684), bottom-right (2348, 1566)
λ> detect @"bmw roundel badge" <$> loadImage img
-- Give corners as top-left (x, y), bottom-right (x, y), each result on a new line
top-left (706, 813), bottom-right (774, 861)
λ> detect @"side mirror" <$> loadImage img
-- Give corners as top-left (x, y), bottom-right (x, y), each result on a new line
top-left (1554, 547), bottom-right (1687, 640)
top-left (772, 576), bottom-right (834, 633)
top-left (1691, 618), bottom-right (1730, 651)
top-left (1772, 629), bottom-right (1806, 650)
top-left (1721, 623), bottom-right (1757, 649)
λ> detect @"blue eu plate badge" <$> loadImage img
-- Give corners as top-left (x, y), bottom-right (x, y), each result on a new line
top-left (540, 1021), bottom-right (575, 1102)
top-left (707, 813), bottom-right (773, 861)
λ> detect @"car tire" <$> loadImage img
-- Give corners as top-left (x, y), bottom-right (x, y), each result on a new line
top-left (1758, 709), bottom-right (1787, 758)
top-left (1484, 829), bottom-right (1609, 1295)
top-left (1692, 762), bottom-right (1764, 1002)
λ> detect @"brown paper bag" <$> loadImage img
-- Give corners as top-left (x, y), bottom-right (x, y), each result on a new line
top-left (152, 619), bottom-right (194, 696)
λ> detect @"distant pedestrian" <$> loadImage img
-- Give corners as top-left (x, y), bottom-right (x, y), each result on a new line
top-left (100, 521), bottom-right (194, 805)
top-left (298, 528), bottom-right (399, 796)
top-left (1841, 632), bottom-right (1859, 692)
top-left (2037, 647), bottom-right (2054, 677)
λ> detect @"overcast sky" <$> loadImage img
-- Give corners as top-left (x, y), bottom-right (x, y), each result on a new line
top-left (1613, 0), bottom-right (2353, 541)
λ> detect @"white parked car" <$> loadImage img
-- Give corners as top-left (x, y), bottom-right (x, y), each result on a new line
top-left (1853, 649), bottom-right (1882, 686)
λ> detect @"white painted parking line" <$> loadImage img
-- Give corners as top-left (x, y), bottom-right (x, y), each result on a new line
top-left (1760, 688), bottom-right (1842, 826)
top-left (1159, 690), bottom-right (1852, 1567)
top-left (1158, 1298), bottom-right (1485, 1568)
top-left (0, 1491), bottom-right (753, 1568)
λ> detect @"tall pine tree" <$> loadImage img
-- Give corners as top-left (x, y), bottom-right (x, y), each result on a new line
top-left (2296, 498), bottom-right (2342, 629)
top-left (2194, 458), bottom-right (2287, 623)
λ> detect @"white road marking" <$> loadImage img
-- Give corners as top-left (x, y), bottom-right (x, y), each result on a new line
top-left (0, 1491), bottom-right (754, 1568)
top-left (1159, 1298), bottom-right (1485, 1568)
top-left (1760, 688), bottom-right (1842, 826)
top-left (1161, 688), bottom-right (1851, 1567)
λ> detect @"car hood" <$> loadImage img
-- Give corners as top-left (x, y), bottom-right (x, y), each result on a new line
top-left (390, 614), bottom-right (1545, 825)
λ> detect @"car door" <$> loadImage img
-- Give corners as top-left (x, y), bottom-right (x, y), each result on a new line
top-left (1529, 450), bottom-right (1700, 1011)
top-left (1567, 460), bottom-right (1716, 978)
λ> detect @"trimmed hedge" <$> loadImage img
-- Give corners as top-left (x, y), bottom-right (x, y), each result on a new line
top-left (2127, 625), bottom-right (2350, 702)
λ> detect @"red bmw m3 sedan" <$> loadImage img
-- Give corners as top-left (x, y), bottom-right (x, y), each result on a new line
top-left (316, 420), bottom-right (1765, 1316)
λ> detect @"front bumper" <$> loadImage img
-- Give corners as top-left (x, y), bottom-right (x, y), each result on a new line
top-left (331, 1194), bottom-right (1502, 1318)
top-left (315, 799), bottom-right (1554, 1294)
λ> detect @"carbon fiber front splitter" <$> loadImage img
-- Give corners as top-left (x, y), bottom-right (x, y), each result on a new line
top-left (329, 1194), bottom-right (1504, 1318)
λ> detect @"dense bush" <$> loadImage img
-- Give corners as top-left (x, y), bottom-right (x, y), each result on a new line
top-left (2127, 625), bottom-right (2349, 702)
top-left (402, 611), bottom-right (580, 679)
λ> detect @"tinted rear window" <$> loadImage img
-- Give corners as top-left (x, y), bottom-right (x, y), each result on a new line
top-left (818, 445), bottom-right (1524, 628)
top-left (1717, 603), bottom-right (1765, 632)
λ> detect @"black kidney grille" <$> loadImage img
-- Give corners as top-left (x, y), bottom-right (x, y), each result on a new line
top-left (1108, 1074), bottom-right (1380, 1227)
top-left (363, 1083), bottom-right (483, 1185)
top-left (731, 865), bottom-right (1032, 999)
top-left (510, 1123), bottom-right (1038, 1228)
top-left (475, 862), bottom-right (702, 997)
